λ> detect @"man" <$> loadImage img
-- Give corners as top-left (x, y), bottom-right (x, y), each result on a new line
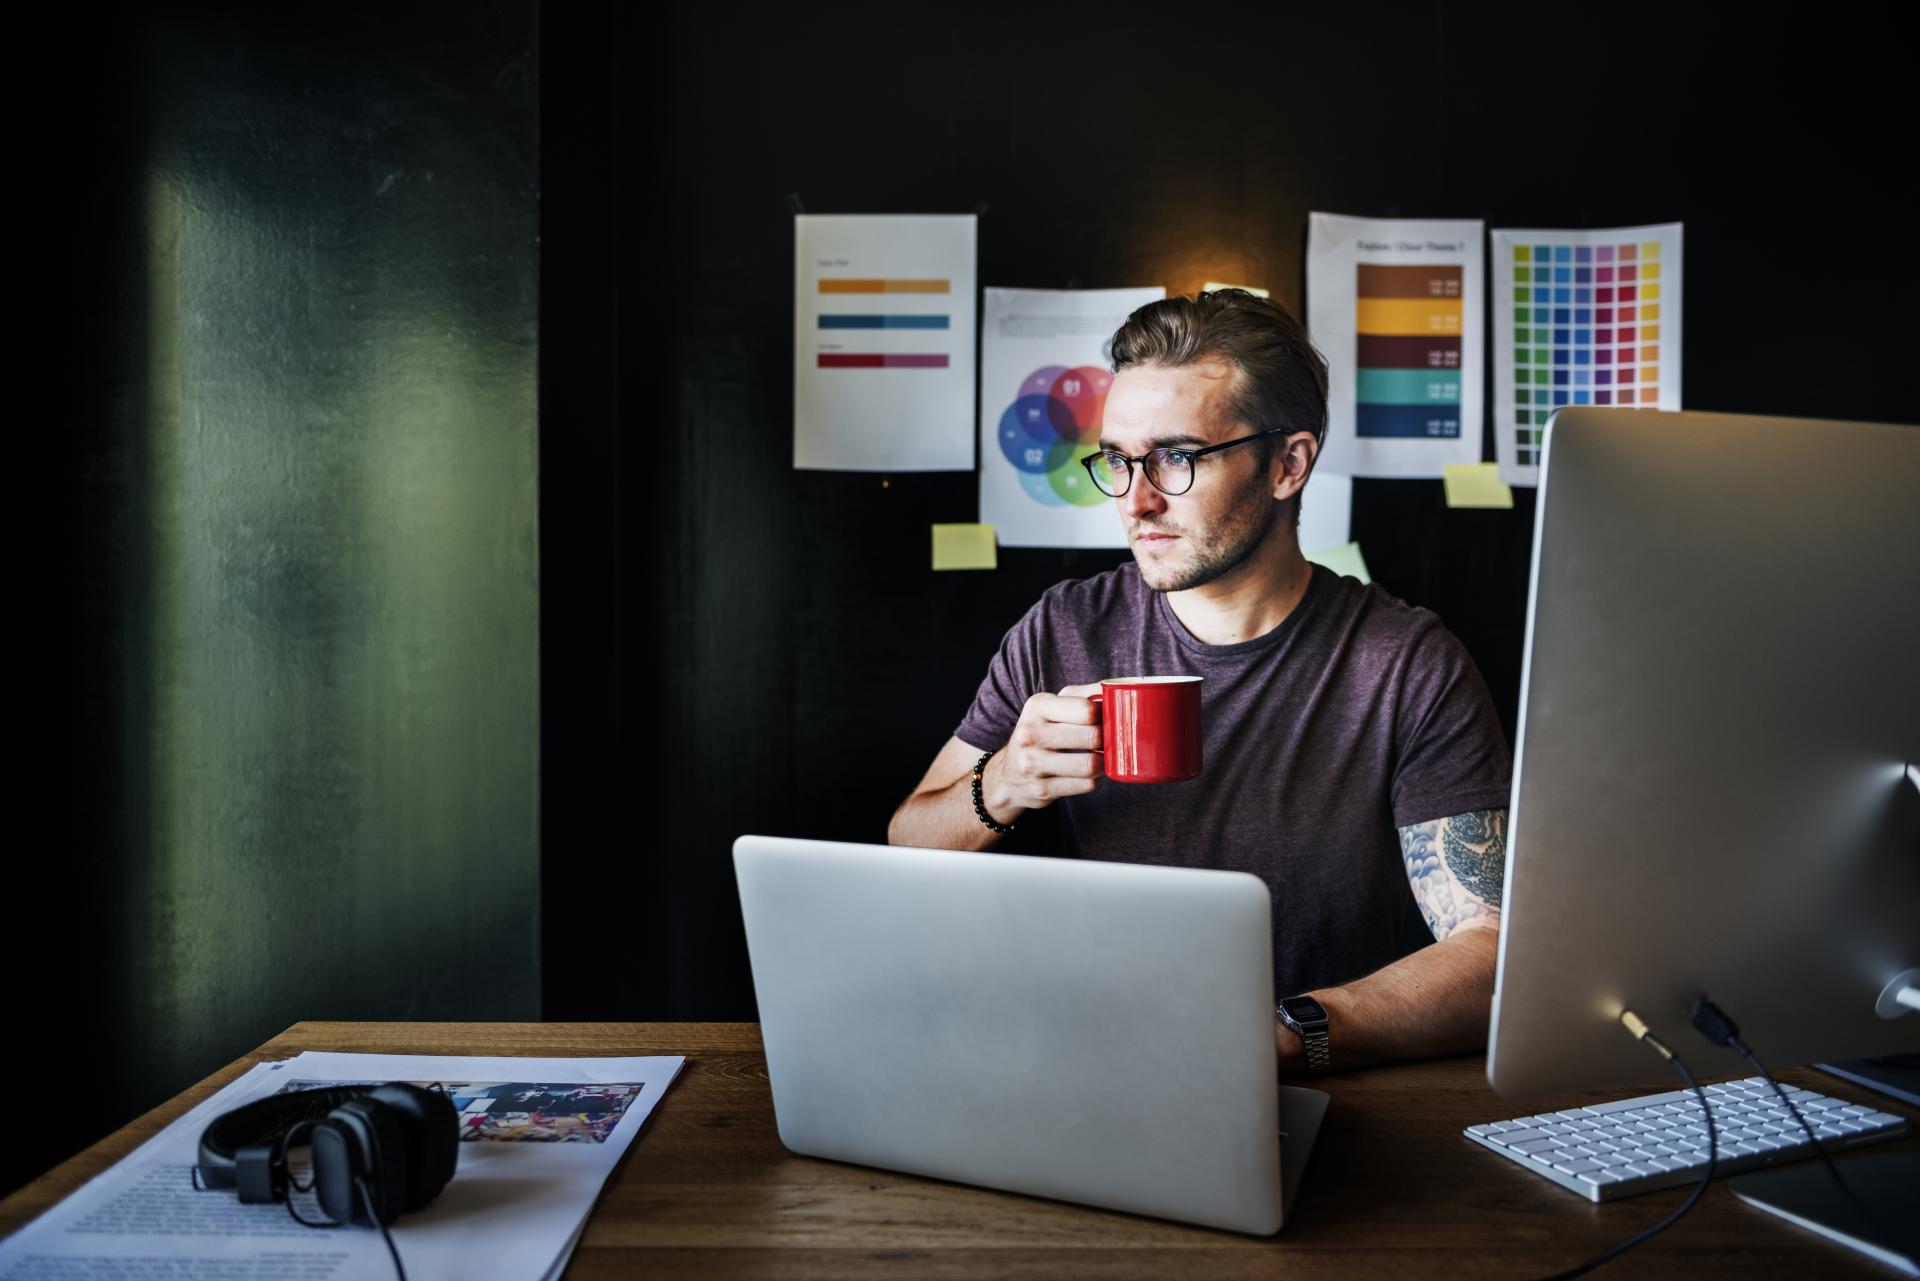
top-left (887, 289), bottom-right (1512, 1078)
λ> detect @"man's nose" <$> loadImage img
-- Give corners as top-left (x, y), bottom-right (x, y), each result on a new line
top-left (1120, 467), bottom-right (1167, 520)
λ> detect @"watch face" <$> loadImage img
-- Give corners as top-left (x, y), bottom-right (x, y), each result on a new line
top-left (1282, 997), bottom-right (1327, 1023)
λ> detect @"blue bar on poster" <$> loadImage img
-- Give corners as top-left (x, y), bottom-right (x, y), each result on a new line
top-left (1356, 403), bottom-right (1463, 439)
top-left (819, 314), bottom-right (950, 329)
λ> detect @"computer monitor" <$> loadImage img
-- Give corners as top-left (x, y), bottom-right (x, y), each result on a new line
top-left (1488, 407), bottom-right (1920, 1096)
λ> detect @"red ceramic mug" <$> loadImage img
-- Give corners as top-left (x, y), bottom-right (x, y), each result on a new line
top-left (1089, 676), bottom-right (1204, 784)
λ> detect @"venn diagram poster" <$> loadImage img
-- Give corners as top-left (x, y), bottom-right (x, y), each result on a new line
top-left (1490, 223), bottom-right (1683, 487)
top-left (979, 286), bottom-right (1164, 548)
top-left (1307, 213), bottom-right (1485, 478)
top-left (793, 214), bottom-right (977, 471)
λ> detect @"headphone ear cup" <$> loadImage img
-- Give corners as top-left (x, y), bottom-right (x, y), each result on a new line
top-left (364, 1084), bottom-right (459, 1211)
top-left (316, 1098), bottom-right (411, 1225)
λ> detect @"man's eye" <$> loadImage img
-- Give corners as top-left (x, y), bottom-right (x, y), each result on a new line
top-left (1159, 450), bottom-right (1193, 466)
top-left (1099, 453), bottom-right (1130, 471)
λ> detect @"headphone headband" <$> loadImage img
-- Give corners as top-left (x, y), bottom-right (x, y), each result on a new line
top-left (197, 1084), bottom-right (395, 1202)
top-left (198, 1085), bottom-right (383, 1172)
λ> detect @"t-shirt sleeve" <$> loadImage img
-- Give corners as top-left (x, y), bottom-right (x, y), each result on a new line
top-left (953, 601), bottom-right (1050, 753)
top-left (1388, 623), bottom-right (1514, 828)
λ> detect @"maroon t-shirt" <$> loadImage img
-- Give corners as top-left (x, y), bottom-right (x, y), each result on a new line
top-left (954, 561), bottom-right (1512, 994)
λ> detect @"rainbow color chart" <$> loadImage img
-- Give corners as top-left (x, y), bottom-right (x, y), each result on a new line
top-left (1491, 223), bottom-right (1682, 486)
top-left (1511, 242), bottom-right (1660, 464)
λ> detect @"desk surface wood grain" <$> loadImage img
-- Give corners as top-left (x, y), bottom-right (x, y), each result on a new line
top-left (4, 1022), bottom-right (1912, 1278)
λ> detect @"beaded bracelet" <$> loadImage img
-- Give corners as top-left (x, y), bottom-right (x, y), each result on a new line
top-left (971, 750), bottom-right (1018, 834)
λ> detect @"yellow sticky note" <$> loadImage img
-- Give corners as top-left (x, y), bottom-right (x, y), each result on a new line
top-left (1201, 281), bottom-right (1271, 298)
top-left (1444, 462), bottom-right (1515, 510)
top-left (932, 523), bottom-right (997, 570)
top-left (1305, 541), bottom-right (1371, 584)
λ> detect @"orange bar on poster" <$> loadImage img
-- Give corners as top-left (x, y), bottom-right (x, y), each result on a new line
top-left (1355, 297), bottom-right (1463, 336)
top-left (818, 279), bottom-right (951, 294)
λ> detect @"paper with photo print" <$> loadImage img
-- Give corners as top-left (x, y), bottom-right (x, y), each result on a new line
top-left (0, 1050), bottom-right (683, 1281)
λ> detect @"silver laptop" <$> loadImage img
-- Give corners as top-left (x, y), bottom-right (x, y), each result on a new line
top-left (732, 835), bottom-right (1328, 1235)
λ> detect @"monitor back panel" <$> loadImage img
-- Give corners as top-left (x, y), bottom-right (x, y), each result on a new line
top-left (1491, 409), bottom-right (1920, 1093)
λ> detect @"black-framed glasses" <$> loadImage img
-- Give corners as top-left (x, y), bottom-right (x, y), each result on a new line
top-left (1080, 426), bottom-right (1291, 498)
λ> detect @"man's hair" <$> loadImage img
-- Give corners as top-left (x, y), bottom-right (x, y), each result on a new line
top-left (1107, 287), bottom-right (1330, 470)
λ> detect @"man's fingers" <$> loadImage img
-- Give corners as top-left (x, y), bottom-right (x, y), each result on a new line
top-left (1023, 720), bottom-right (1101, 752)
top-left (1045, 776), bottom-right (1098, 799)
top-left (1020, 748), bottom-right (1102, 780)
top-left (1025, 691), bottom-right (1099, 724)
top-left (1057, 682), bottom-right (1104, 699)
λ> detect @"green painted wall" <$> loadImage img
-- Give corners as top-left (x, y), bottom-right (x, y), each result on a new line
top-left (19, 9), bottom-right (542, 1179)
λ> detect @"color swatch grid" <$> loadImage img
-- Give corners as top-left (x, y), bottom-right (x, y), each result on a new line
top-left (815, 278), bottom-right (952, 368)
top-left (1355, 264), bottom-right (1464, 438)
top-left (1510, 241), bottom-right (1663, 466)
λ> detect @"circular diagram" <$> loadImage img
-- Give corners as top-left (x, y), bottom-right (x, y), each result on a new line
top-left (995, 364), bottom-right (1112, 508)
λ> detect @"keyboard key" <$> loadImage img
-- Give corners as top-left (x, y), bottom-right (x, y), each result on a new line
top-left (1583, 1089), bottom-right (1694, 1114)
top-left (1555, 1158), bottom-right (1606, 1175)
top-left (1489, 1128), bottom-right (1550, 1147)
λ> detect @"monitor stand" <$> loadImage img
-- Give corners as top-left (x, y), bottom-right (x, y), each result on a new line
top-left (1729, 1152), bottom-right (1919, 1277)
top-left (1815, 1054), bottom-right (1920, 1108)
top-left (1812, 1060), bottom-right (1920, 1106)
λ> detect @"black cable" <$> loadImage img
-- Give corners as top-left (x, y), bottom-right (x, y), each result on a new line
top-left (1532, 1012), bottom-right (1718, 1281)
top-left (1689, 997), bottom-right (1915, 1271)
top-left (278, 1121), bottom-right (338, 1230)
top-left (357, 1174), bottom-right (410, 1281)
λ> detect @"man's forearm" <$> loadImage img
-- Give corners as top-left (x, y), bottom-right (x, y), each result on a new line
top-left (887, 773), bottom-right (1007, 851)
top-left (1280, 923), bottom-right (1498, 1075)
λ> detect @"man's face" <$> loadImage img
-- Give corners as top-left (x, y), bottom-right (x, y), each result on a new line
top-left (1098, 357), bottom-right (1282, 594)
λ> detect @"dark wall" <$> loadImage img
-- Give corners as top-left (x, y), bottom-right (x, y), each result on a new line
top-left (18, 0), bottom-right (539, 1197)
top-left (540, 4), bottom-right (1915, 1023)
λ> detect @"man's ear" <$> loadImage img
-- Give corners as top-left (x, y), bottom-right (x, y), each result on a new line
top-left (1271, 430), bottom-right (1320, 503)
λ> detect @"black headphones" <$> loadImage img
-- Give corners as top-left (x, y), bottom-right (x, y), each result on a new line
top-left (195, 1083), bottom-right (459, 1228)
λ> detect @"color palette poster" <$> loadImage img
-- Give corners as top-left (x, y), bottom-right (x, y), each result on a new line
top-left (1307, 213), bottom-right (1485, 478)
top-left (978, 286), bottom-right (1164, 548)
top-left (1490, 222), bottom-right (1683, 487)
top-left (793, 214), bottom-right (977, 471)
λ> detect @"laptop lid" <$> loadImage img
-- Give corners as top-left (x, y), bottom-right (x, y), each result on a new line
top-left (733, 834), bottom-right (1304, 1235)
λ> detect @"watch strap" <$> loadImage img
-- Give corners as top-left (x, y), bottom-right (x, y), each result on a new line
top-left (1277, 1000), bottom-right (1332, 1076)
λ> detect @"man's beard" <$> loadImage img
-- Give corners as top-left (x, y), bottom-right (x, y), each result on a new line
top-left (1132, 488), bottom-right (1283, 593)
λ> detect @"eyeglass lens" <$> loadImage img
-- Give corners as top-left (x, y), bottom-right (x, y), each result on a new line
top-left (1090, 449), bottom-right (1191, 497)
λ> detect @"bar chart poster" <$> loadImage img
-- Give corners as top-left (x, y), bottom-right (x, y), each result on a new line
top-left (1307, 213), bottom-right (1485, 478)
top-left (1491, 223), bottom-right (1683, 487)
top-left (979, 286), bottom-right (1164, 548)
top-left (794, 214), bottom-right (977, 471)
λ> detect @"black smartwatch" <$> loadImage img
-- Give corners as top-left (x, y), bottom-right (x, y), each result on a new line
top-left (1276, 995), bottom-right (1331, 1076)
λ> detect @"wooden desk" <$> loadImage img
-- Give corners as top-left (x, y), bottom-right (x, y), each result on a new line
top-left (4, 1023), bottom-right (1912, 1277)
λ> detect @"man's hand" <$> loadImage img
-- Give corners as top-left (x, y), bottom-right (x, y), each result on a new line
top-left (979, 683), bottom-right (1105, 823)
top-left (887, 684), bottom-right (1107, 851)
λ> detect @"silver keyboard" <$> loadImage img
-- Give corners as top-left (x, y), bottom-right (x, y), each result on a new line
top-left (1466, 1075), bottom-right (1910, 1202)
